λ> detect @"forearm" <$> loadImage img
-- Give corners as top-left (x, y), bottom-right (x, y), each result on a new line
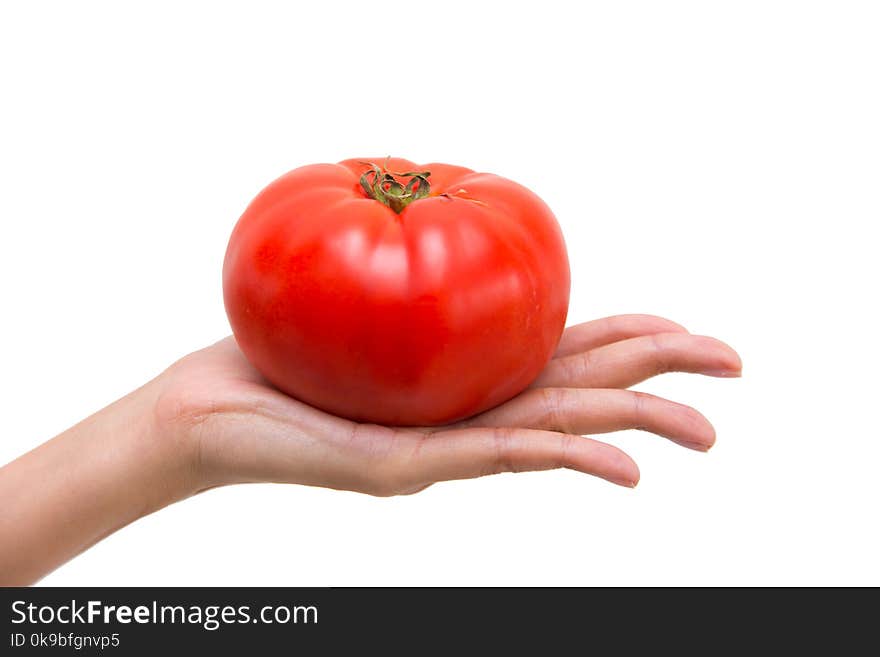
top-left (0, 382), bottom-right (197, 585)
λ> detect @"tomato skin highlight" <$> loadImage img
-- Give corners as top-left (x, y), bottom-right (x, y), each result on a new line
top-left (222, 158), bottom-right (570, 426)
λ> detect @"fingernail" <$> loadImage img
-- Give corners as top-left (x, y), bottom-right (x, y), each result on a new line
top-left (681, 440), bottom-right (712, 452)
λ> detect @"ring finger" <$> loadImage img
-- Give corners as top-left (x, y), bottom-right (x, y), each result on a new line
top-left (458, 387), bottom-right (717, 451)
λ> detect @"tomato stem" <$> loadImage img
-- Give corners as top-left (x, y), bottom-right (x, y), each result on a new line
top-left (359, 160), bottom-right (431, 213)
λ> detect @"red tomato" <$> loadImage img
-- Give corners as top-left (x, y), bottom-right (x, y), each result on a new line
top-left (223, 158), bottom-right (570, 425)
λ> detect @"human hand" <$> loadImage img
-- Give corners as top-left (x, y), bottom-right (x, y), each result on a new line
top-left (0, 313), bottom-right (741, 583)
top-left (154, 314), bottom-right (742, 496)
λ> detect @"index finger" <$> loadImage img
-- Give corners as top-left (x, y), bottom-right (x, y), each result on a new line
top-left (554, 314), bottom-right (688, 358)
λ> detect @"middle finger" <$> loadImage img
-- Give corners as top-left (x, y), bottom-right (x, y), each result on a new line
top-left (533, 332), bottom-right (742, 390)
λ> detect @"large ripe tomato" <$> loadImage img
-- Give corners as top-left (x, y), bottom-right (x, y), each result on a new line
top-left (222, 158), bottom-right (570, 426)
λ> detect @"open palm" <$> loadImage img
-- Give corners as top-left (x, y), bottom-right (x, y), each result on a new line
top-left (154, 314), bottom-right (741, 496)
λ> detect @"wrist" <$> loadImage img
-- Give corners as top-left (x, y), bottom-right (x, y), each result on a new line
top-left (0, 378), bottom-right (204, 584)
top-left (135, 376), bottom-right (207, 507)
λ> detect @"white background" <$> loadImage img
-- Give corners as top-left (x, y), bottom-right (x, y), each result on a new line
top-left (1, 1), bottom-right (877, 585)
